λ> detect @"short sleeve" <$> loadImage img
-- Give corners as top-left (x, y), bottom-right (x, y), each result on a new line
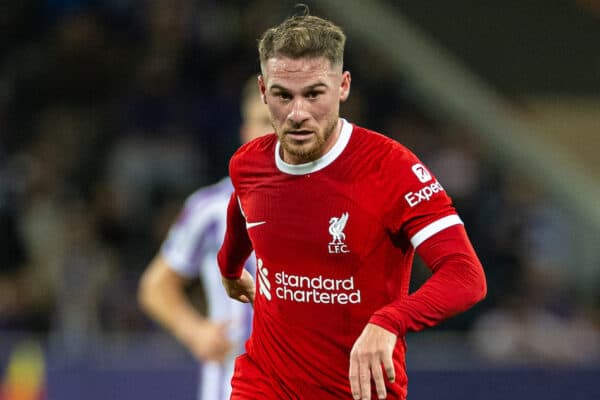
top-left (381, 148), bottom-right (462, 248)
top-left (161, 189), bottom-right (227, 277)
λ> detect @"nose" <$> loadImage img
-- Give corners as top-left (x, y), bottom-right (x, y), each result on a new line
top-left (287, 98), bottom-right (309, 128)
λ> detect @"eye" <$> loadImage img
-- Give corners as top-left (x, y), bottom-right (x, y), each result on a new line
top-left (277, 92), bottom-right (292, 101)
top-left (306, 91), bottom-right (321, 99)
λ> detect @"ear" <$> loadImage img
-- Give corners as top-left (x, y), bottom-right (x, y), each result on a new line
top-left (258, 75), bottom-right (267, 104)
top-left (339, 71), bottom-right (351, 102)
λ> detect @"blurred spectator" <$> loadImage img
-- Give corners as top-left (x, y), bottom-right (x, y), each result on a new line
top-left (0, 150), bottom-right (52, 333)
top-left (471, 280), bottom-right (600, 365)
top-left (0, 168), bottom-right (34, 330)
top-left (470, 179), bottom-right (600, 365)
top-left (49, 199), bottom-right (117, 358)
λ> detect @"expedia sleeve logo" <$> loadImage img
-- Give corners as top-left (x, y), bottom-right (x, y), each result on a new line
top-left (404, 180), bottom-right (445, 207)
top-left (411, 163), bottom-right (432, 183)
top-left (405, 163), bottom-right (444, 207)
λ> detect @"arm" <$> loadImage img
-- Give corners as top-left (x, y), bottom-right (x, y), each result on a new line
top-left (138, 254), bottom-right (233, 362)
top-left (369, 224), bottom-right (487, 334)
top-left (217, 192), bottom-right (255, 303)
top-left (349, 224), bottom-right (487, 399)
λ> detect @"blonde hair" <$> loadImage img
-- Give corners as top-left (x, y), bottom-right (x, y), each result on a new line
top-left (258, 13), bottom-right (346, 69)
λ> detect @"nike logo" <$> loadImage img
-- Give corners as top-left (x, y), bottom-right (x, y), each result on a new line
top-left (246, 221), bottom-right (266, 229)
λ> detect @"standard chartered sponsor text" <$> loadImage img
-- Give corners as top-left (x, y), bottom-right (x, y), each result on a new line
top-left (274, 271), bottom-right (361, 304)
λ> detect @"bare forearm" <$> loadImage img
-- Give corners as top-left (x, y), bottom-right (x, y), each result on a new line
top-left (138, 255), bottom-right (205, 344)
top-left (139, 255), bottom-right (234, 362)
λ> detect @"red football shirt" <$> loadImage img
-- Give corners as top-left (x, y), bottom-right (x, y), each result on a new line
top-left (218, 120), bottom-right (485, 399)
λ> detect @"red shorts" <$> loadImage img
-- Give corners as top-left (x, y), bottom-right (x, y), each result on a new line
top-left (230, 354), bottom-right (280, 400)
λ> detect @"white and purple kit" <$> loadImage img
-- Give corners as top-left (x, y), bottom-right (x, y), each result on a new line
top-left (161, 177), bottom-right (255, 400)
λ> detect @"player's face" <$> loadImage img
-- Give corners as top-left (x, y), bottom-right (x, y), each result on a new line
top-left (240, 95), bottom-right (273, 144)
top-left (259, 56), bottom-right (350, 164)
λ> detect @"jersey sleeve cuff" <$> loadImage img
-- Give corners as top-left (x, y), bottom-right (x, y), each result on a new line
top-left (369, 313), bottom-right (403, 337)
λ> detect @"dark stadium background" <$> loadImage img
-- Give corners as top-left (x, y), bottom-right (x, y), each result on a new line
top-left (1, 1), bottom-right (599, 399)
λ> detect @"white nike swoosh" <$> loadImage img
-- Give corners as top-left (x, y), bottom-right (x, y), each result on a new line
top-left (246, 221), bottom-right (266, 229)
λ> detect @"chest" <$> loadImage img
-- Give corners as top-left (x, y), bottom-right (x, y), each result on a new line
top-left (238, 173), bottom-right (387, 274)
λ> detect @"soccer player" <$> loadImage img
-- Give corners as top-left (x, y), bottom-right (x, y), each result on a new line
top-left (137, 78), bottom-right (272, 400)
top-left (217, 12), bottom-right (487, 400)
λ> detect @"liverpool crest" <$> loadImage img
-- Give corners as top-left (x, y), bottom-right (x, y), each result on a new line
top-left (328, 212), bottom-right (350, 254)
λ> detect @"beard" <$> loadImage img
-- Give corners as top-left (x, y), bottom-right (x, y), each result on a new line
top-left (277, 116), bottom-right (339, 163)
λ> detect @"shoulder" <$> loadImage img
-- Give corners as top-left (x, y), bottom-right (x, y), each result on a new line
top-left (232, 134), bottom-right (277, 163)
top-left (187, 177), bottom-right (232, 203)
top-left (162, 179), bottom-right (232, 252)
top-left (229, 133), bottom-right (277, 176)
top-left (346, 124), bottom-right (442, 202)
top-left (181, 177), bottom-right (233, 216)
top-left (349, 124), bottom-right (419, 168)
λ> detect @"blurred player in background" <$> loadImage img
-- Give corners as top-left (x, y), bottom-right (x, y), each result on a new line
top-left (217, 11), bottom-right (487, 400)
top-left (138, 77), bottom-right (271, 400)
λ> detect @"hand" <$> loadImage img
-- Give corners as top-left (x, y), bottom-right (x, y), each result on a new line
top-left (349, 323), bottom-right (397, 400)
top-left (178, 319), bottom-right (233, 363)
top-left (222, 268), bottom-right (255, 305)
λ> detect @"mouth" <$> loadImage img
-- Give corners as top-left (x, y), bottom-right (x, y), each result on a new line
top-left (285, 130), bottom-right (314, 141)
